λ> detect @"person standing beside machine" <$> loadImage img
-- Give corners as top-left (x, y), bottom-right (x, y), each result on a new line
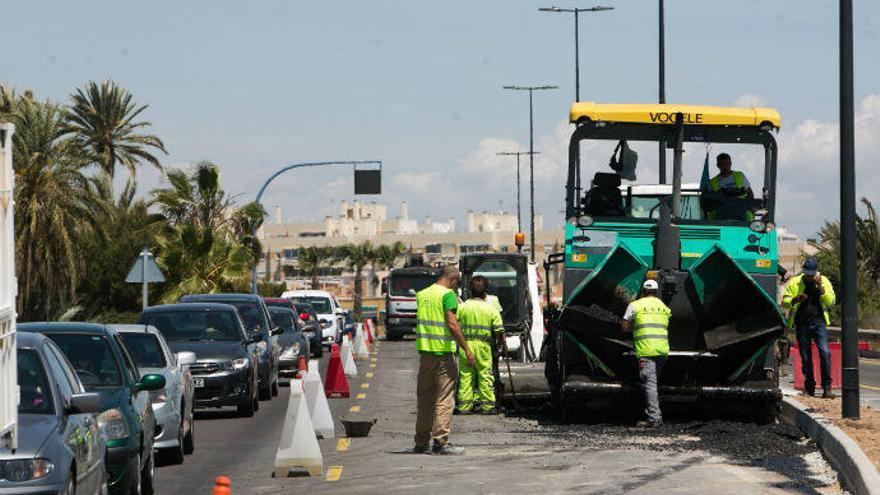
top-left (782, 258), bottom-right (837, 398)
top-left (621, 279), bottom-right (671, 428)
top-left (455, 276), bottom-right (504, 415)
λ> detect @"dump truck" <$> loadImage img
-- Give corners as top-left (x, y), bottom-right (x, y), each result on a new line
top-left (545, 103), bottom-right (786, 421)
top-left (1, 123), bottom-right (17, 450)
top-left (384, 265), bottom-right (440, 341)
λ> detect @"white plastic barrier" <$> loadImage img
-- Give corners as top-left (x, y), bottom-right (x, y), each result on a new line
top-left (274, 379), bottom-right (323, 477)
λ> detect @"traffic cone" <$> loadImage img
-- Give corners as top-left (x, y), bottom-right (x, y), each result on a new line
top-left (295, 355), bottom-right (307, 379)
top-left (340, 337), bottom-right (358, 378)
top-left (365, 319), bottom-right (375, 344)
top-left (354, 328), bottom-right (369, 360)
top-left (324, 343), bottom-right (350, 398)
top-left (213, 476), bottom-right (231, 495)
top-left (303, 365), bottom-right (334, 439)
top-left (274, 379), bottom-right (323, 477)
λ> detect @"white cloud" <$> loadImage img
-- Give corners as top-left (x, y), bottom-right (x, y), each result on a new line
top-left (734, 93), bottom-right (766, 108)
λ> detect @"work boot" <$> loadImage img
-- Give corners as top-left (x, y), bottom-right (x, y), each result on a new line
top-left (411, 444), bottom-right (431, 454)
top-left (454, 409), bottom-right (473, 416)
top-left (432, 443), bottom-right (466, 456)
top-left (479, 408), bottom-right (498, 415)
top-left (822, 389), bottom-right (836, 399)
top-left (636, 420), bottom-right (663, 428)
top-left (803, 389), bottom-right (815, 397)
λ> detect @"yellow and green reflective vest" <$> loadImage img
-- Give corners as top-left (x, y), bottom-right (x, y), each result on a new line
top-left (457, 298), bottom-right (503, 345)
top-left (630, 296), bottom-right (671, 358)
top-left (415, 283), bottom-right (456, 354)
top-left (708, 171), bottom-right (752, 220)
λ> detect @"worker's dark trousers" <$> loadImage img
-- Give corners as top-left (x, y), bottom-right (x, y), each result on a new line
top-left (638, 356), bottom-right (666, 423)
top-left (796, 322), bottom-right (832, 392)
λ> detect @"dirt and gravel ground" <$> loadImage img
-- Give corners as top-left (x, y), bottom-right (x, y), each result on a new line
top-left (798, 394), bottom-right (880, 471)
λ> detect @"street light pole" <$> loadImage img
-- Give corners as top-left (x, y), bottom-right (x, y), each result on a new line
top-left (496, 151), bottom-right (541, 232)
top-left (658, 0), bottom-right (667, 183)
top-left (839, 0), bottom-right (859, 419)
top-left (539, 6), bottom-right (614, 102)
top-left (250, 159), bottom-right (382, 294)
top-left (503, 85), bottom-right (558, 262)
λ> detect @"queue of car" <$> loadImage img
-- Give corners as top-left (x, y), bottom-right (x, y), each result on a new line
top-left (3, 293), bottom-right (320, 495)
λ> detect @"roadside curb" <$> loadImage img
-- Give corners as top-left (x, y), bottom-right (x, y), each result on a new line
top-left (780, 396), bottom-right (880, 495)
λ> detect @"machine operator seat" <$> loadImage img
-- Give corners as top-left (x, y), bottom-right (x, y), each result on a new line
top-left (583, 172), bottom-right (625, 217)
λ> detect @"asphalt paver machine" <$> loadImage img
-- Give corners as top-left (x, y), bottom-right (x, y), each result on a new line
top-left (545, 103), bottom-right (787, 421)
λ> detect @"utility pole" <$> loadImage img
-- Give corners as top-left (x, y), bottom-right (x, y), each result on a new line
top-left (496, 151), bottom-right (541, 233)
top-left (658, 0), bottom-right (667, 183)
top-left (839, 0), bottom-right (859, 419)
top-left (503, 85), bottom-right (558, 262)
top-left (538, 6), bottom-right (614, 101)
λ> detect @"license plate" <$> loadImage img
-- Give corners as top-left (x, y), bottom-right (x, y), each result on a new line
top-left (193, 378), bottom-right (205, 388)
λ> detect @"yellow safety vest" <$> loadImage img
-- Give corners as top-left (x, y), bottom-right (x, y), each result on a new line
top-left (781, 274), bottom-right (836, 327)
top-left (708, 171), bottom-right (752, 220)
top-left (457, 298), bottom-right (503, 345)
top-left (630, 296), bottom-right (671, 358)
top-left (415, 283), bottom-right (456, 353)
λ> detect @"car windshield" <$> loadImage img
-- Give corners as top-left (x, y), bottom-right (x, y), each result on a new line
top-left (628, 195), bottom-right (703, 220)
top-left (390, 275), bottom-right (435, 296)
top-left (119, 333), bottom-right (167, 368)
top-left (269, 308), bottom-right (295, 332)
top-left (18, 349), bottom-right (53, 414)
top-left (143, 310), bottom-right (242, 342)
top-left (212, 301), bottom-right (265, 332)
top-left (290, 296), bottom-right (331, 314)
top-left (47, 334), bottom-right (123, 387)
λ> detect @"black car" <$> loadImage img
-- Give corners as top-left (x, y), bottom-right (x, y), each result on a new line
top-left (0, 332), bottom-right (105, 495)
top-left (268, 306), bottom-right (311, 377)
top-left (19, 323), bottom-right (166, 495)
top-left (139, 303), bottom-right (262, 417)
top-left (179, 294), bottom-right (281, 401)
top-left (294, 302), bottom-right (323, 357)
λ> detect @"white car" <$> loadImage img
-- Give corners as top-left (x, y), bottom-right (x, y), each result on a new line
top-left (281, 290), bottom-right (344, 346)
top-left (114, 324), bottom-right (196, 465)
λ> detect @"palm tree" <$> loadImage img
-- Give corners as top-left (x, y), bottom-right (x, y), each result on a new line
top-left (10, 97), bottom-right (99, 319)
top-left (297, 246), bottom-right (336, 289)
top-left (64, 80), bottom-right (166, 178)
top-left (340, 241), bottom-right (377, 321)
top-left (152, 162), bottom-right (231, 230)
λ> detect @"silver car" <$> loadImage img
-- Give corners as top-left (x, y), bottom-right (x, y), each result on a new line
top-left (114, 324), bottom-right (196, 465)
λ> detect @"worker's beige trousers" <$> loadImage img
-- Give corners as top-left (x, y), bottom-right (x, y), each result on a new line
top-left (414, 352), bottom-right (457, 448)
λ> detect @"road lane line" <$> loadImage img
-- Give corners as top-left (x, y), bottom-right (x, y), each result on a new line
top-left (361, 383), bottom-right (369, 389)
top-left (369, 363), bottom-right (376, 368)
top-left (366, 372), bottom-right (374, 378)
top-left (326, 466), bottom-right (343, 482)
top-left (371, 358), bottom-right (377, 363)
top-left (356, 393), bottom-right (367, 399)
top-left (336, 438), bottom-right (350, 452)
top-left (861, 384), bottom-right (880, 391)
top-left (349, 405), bottom-right (361, 412)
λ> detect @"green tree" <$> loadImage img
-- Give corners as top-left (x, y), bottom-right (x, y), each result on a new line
top-left (64, 80), bottom-right (166, 178)
top-left (9, 97), bottom-right (99, 320)
top-left (340, 241), bottom-right (377, 321)
top-left (297, 246), bottom-right (337, 289)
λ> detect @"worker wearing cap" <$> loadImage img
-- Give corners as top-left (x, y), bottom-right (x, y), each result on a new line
top-left (413, 265), bottom-right (474, 456)
top-left (707, 153), bottom-right (754, 220)
top-left (455, 276), bottom-right (504, 415)
top-left (621, 279), bottom-right (671, 428)
top-left (782, 258), bottom-right (836, 398)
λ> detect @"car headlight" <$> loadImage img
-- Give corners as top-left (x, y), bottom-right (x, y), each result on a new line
top-left (149, 388), bottom-right (168, 404)
top-left (281, 343), bottom-right (301, 359)
top-left (97, 408), bottom-right (131, 440)
top-left (223, 358), bottom-right (249, 370)
top-left (0, 459), bottom-right (54, 482)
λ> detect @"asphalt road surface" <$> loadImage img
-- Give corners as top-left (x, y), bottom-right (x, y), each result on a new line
top-left (859, 357), bottom-right (880, 408)
top-left (154, 339), bottom-right (845, 495)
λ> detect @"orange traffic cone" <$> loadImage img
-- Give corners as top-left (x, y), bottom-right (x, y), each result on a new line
top-left (366, 320), bottom-right (375, 344)
top-left (295, 355), bottom-right (307, 379)
top-left (213, 476), bottom-right (231, 495)
top-left (324, 343), bottom-right (350, 398)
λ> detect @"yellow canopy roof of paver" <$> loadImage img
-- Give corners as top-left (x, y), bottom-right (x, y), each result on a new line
top-left (569, 103), bottom-right (781, 128)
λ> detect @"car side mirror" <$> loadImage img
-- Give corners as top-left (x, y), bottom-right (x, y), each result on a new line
top-left (247, 331), bottom-right (264, 344)
top-left (67, 392), bottom-right (103, 415)
top-left (176, 351), bottom-right (197, 367)
top-left (270, 326), bottom-right (283, 336)
top-left (135, 374), bottom-right (166, 393)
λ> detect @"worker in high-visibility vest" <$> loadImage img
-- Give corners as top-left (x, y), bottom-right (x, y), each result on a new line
top-left (707, 153), bottom-right (754, 220)
top-left (412, 265), bottom-right (474, 456)
top-left (621, 279), bottom-right (671, 428)
top-left (455, 276), bottom-right (504, 415)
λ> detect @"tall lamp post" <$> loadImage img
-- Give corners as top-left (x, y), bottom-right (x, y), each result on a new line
top-left (250, 159), bottom-right (382, 294)
top-left (503, 85), bottom-right (558, 262)
top-left (496, 151), bottom-right (541, 233)
top-left (839, 0), bottom-right (859, 419)
top-left (538, 5), bottom-right (614, 102)
top-left (658, 0), bottom-right (667, 183)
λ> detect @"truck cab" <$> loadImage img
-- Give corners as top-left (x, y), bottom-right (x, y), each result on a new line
top-left (384, 266), bottom-right (439, 341)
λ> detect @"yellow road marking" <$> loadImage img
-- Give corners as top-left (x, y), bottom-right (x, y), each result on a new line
top-left (326, 466), bottom-right (343, 481)
top-left (369, 364), bottom-right (376, 368)
top-left (371, 358), bottom-right (377, 363)
top-left (336, 438), bottom-right (350, 452)
top-left (366, 372), bottom-right (374, 378)
top-left (861, 384), bottom-right (880, 391)
top-left (349, 405), bottom-right (361, 412)
top-left (356, 392), bottom-right (367, 399)
top-left (361, 383), bottom-right (369, 389)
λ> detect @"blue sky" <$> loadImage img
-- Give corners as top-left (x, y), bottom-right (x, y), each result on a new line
top-left (3, 0), bottom-right (879, 237)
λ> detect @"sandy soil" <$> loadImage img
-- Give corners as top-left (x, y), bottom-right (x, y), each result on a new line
top-left (797, 395), bottom-right (880, 471)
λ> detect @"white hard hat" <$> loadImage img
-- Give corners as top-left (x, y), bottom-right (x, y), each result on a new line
top-left (642, 279), bottom-right (659, 290)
